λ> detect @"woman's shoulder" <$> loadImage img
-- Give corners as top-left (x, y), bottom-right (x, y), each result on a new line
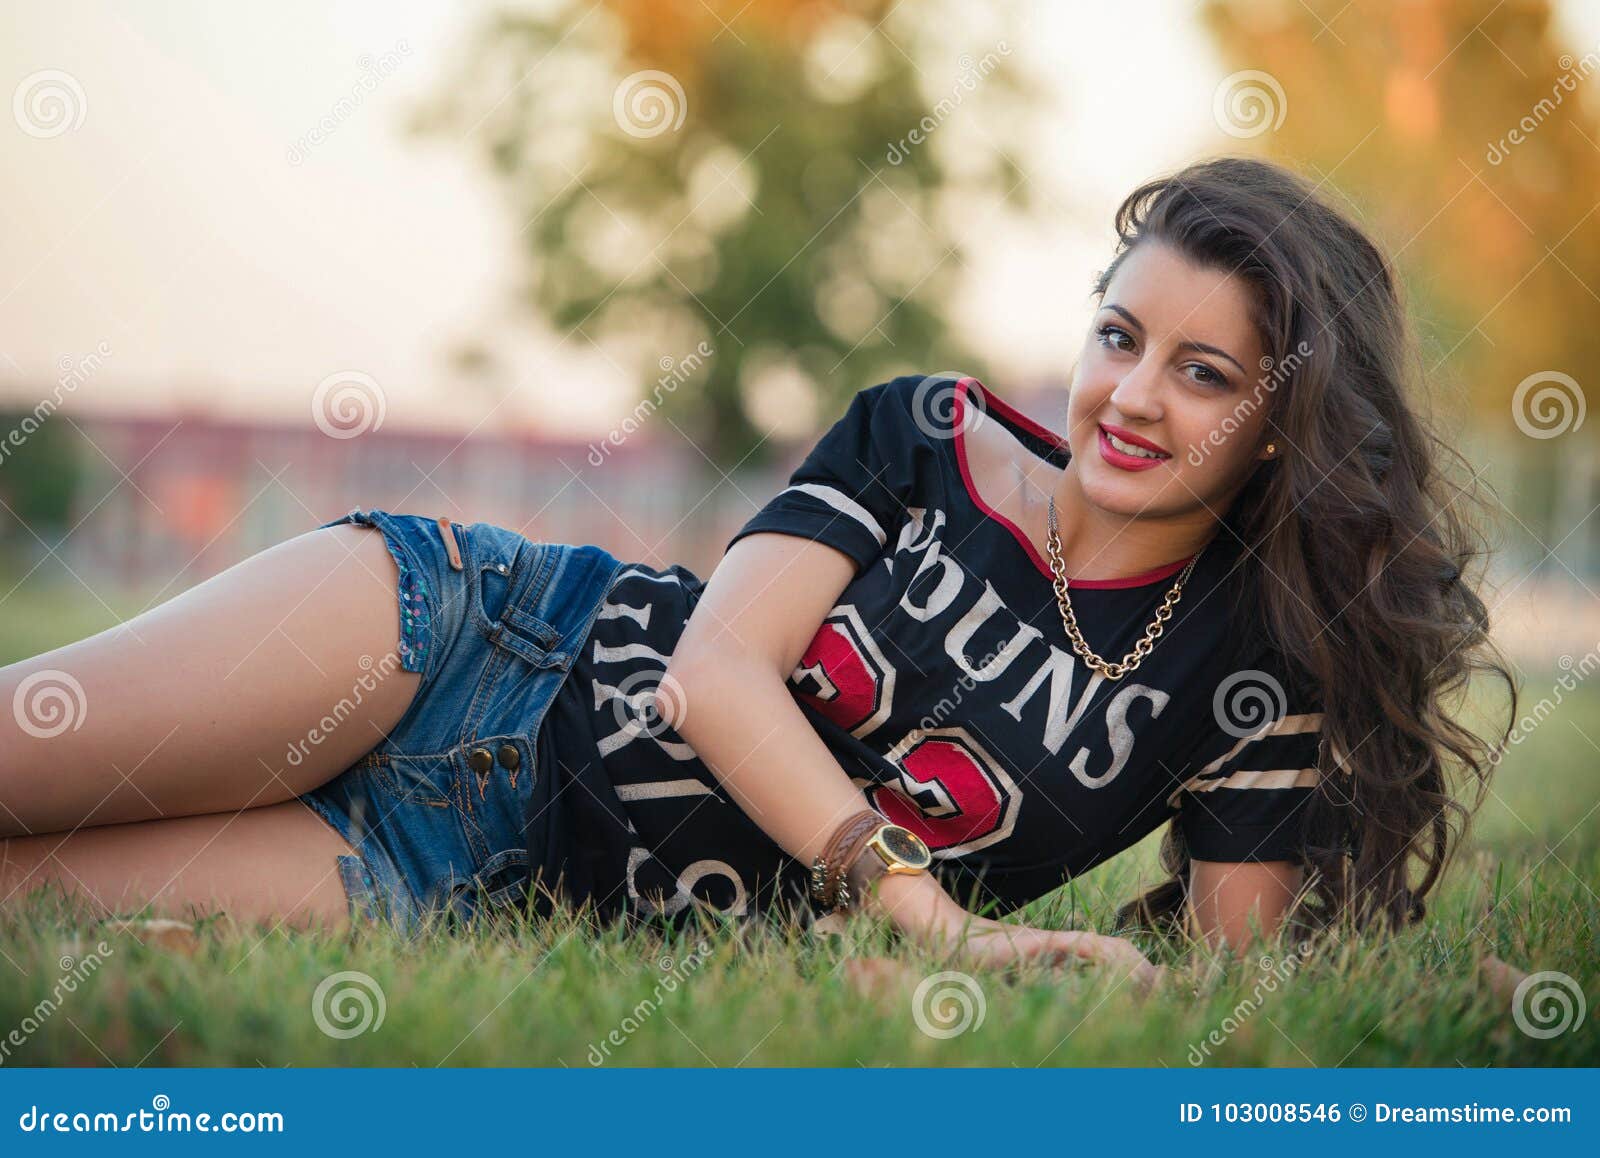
top-left (1232, 619), bottom-right (1325, 716)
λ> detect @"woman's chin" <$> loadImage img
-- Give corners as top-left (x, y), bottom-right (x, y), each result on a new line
top-left (1077, 465), bottom-right (1179, 518)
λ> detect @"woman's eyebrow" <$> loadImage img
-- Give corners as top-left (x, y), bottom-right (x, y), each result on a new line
top-left (1102, 303), bottom-right (1247, 376)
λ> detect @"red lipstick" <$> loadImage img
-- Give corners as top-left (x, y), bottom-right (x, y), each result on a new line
top-left (1097, 423), bottom-right (1171, 472)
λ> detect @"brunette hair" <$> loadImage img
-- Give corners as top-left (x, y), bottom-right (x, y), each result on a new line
top-left (1102, 157), bottom-right (1518, 947)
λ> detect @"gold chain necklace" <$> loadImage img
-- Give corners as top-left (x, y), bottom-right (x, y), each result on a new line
top-left (1045, 493), bottom-right (1201, 681)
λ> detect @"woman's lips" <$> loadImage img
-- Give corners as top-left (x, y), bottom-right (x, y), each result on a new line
top-left (1097, 424), bottom-right (1171, 472)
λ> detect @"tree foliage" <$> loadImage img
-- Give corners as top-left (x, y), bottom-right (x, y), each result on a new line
top-left (1204, 0), bottom-right (1600, 557)
top-left (412, 0), bottom-right (1037, 465)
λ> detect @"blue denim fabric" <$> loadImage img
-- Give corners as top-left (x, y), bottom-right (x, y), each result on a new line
top-left (298, 508), bottom-right (624, 938)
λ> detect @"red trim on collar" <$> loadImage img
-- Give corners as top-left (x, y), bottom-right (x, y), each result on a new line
top-left (950, 376), bottom-right (1194, 589)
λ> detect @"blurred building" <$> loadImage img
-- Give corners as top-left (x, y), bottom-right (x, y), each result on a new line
top-left (7, 381), bottom-right (1592, 668)
top-left (51, 409), bottom-right (783, 591)
top-left (43, 380), bottom-right (1082, 594)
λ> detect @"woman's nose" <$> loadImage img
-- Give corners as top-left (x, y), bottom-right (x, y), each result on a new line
top-left (1108, 357), bottom-right (1165, 422)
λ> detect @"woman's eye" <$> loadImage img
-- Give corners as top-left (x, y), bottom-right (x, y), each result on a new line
top-left (1094, 324), bottom-right (1228, 387)
top-left (1096, 324), bottom-right (1134, 352)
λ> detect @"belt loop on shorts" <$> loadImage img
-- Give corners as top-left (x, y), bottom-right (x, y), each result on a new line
top-left (505, 537), bottom-right (556, 619)
top-left (436, 516), bottom-right (465, 571)
top-left (481, 541), bottom-right (565, 668)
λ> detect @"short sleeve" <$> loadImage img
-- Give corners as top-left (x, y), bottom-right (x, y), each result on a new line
top-left (725, 378), bottom-right (920, 576)
top-left (1169, 653), bottom-right (1324, 864)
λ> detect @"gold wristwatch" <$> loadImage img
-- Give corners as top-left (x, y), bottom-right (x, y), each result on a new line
top-left (839, 822), bottom-right (932, 910)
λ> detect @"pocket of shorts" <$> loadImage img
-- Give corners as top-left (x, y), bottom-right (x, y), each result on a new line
top-left (368, 751), bottom-right (455, 808)
top-left (479, 556), bottom-right (513, 626)
top-left (469, 533), bottom-right (567, 669)
top-left (474, 847), bottom-right (531, 909)
top-left (471, 526), bottom-right (532, 630)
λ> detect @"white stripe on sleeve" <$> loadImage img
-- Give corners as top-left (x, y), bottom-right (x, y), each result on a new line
top-left (781, 483), bottom-right (888, 547)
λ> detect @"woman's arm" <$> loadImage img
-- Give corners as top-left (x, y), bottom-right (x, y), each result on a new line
top-left (662, 532), bottom-right (880, 864)
top-left (1187, 859), bottom-right (1303, 956)
top-left (663, 532), bottom-right (1159, 980)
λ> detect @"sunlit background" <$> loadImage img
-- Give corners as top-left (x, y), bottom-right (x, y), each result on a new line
top-left (2, 0), bottom-right (1600, 1071)
top-left (3, 0), bottom-right (1599, 666)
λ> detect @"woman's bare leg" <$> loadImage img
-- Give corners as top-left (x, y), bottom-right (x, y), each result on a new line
top-left (0, 801), bottom-right (356, 929)
top-left (0, 523), bottom-right (424, 837)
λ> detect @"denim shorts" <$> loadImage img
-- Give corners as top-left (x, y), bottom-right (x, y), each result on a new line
top-left (298, 508), bottom-right (624, 937)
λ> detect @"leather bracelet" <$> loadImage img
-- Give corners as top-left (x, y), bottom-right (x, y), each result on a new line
top-left (817, 809), bottom-right (883, 909)
top-left (842, 837), bottom-right (892, 907)
top-left (809, 808), bottom-right (883, 911)
top-left (831, 820), bottom-right (890, 911)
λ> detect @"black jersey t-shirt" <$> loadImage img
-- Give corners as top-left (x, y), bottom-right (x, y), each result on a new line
top-left (523, 374), bottom-right (1325, 926)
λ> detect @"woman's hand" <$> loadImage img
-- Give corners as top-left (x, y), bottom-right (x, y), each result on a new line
top-left (865, 872), bottom-right (1166, 994)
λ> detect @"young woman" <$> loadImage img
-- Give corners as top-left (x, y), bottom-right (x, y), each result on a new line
top-left (0, 157), bottom-right (1515, 980)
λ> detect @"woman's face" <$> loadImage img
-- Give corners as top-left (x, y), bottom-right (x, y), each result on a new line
top-left (1065, 240), bottom-right (1275, 521)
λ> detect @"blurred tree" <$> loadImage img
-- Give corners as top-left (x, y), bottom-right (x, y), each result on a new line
top-left (411, 0), bottom-right (1038, 465)
top-left (1203, 0), bottom-right (1600, 573)
top-left (0, 411), bottom-right (83, 561)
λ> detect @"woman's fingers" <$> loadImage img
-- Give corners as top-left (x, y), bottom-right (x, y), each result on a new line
top-left (940, 917), bottom-right (1164, 994)
top-left (1025, 931), bottom-right (1164, 990)
top-left (1046, 930), bottom-right (1142, 967)
top-left (1047, 934), bottom-right (1166, 999)
top-left (1133, 962), bottom-right (1170, 1000)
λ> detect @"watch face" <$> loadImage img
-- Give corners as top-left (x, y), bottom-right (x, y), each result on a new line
top-left (880, 825), bottom-right (932, 868)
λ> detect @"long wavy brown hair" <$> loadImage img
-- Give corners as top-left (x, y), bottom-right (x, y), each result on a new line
top-left (1103, 157), bottom-right (1519, 947)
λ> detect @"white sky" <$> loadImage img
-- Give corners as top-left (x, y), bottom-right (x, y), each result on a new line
top-left (2, 0), bottom-right (1596, 438)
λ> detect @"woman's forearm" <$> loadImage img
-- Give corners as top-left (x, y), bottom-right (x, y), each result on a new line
top-left (659, 655), bottom-right (1161, 981)
top-left (661, 652), bottom-right (897, 865)
top-left (661, 653), bottom-right (975, 937)
top-left (1187, 859), bottom-right (1303, 956)
top-left (656, 534), bottom-right (964, 929)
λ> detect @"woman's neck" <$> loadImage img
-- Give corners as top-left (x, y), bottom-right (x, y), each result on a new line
top-left (1032, 462), bottom-right (1223, 581)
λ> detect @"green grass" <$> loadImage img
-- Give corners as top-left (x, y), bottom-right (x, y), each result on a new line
top-left (2, 573), bottom-right (1597, 1067)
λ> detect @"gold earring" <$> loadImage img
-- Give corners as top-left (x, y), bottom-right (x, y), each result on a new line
top-left (1265, 442), bottom-right (1278, 456)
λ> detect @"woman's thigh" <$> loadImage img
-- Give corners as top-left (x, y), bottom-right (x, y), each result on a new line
top-left (0, 522), bottom-right (423, 836)
top-left (0, 800), bottom-right (357, 929)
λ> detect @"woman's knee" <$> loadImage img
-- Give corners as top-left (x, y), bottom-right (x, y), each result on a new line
top-left (0, 805), bottom-right (356, 928)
